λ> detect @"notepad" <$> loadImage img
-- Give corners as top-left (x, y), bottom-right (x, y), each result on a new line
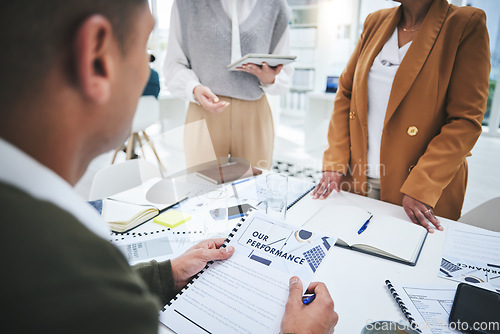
top-left (153, 210), bottom-right (191, 228)
top-left (227, 53), bottom-right (297, 71)
top-left (102, 178), bottom-right (186, 233)
top-left (304, 205), bottom-right (428, 266)
top-left (103, 200), bottom-right (159, 233)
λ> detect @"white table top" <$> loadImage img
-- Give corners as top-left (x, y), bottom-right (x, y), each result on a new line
top-left (287, 191), bottom-right (459, 333)
top-left (159, 190), bottom-right (464, 334)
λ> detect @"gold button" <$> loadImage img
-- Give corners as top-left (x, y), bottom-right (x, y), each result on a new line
top-left (407, 126), bottom-right (418, 136)
top-left (349, 111), bottom-right (355, 119)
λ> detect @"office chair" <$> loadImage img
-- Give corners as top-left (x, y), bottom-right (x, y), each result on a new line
top-left (458, 197), bottom-right (500, 232)
top-left (111, 96), bottom-right (166, 172)
top-left (89, 159), bottom-right (161, 201)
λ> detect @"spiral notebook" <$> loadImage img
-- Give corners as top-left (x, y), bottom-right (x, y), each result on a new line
top-left (160, 211), bottom-right (336, 334)
top-left (385, 280), bottom-right (459, 334)
top-left (385, 280), bottom-right (423, 332)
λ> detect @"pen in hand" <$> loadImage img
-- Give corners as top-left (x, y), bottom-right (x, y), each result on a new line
top-left (302, 294), bottom-right (316, 305)
top-left (357, 213), bottom-right (373, 234)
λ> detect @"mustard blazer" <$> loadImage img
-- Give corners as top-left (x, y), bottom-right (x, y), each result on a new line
top-left (322, 0), bottom-right (490, 220)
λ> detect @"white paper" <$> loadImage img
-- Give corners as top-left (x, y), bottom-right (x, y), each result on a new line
top-left (111, 232), bottom-right (203, 265)
top-left (439, 224), bottom-right (500, 292)
top-left (160, 212), bottom-right (336, 333)
top-left (388, 281), bottom-right (459, 334)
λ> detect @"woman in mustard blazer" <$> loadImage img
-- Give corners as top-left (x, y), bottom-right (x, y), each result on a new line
top-left (312, 0), bottom-right (490, 230)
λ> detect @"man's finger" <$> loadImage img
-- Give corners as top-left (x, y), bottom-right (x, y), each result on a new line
top-left (287, 276), bottom-right (304, 306)
top-left (305, 281), bottom-right (321, 294)
top-left (311, 282), bottom-right (332, 301)
top-left (205, 245), bottom-right (234, 261)
top-left (212, 238), bottom-right (227, 248)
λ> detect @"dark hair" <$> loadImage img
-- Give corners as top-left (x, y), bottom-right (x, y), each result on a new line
top-left (0, 0), bottom-right (147, 109)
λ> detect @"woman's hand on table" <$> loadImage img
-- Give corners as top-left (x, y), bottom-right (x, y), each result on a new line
top-left (402, 194), bottom-right (443, 233)
top-left (312, 171), bottom-right (343, 199)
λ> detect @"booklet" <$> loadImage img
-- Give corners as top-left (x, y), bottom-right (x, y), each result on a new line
top-left (438, 223), bottom-right (500, 292)
top-left (303, 205), bottom-right (428, 266)
top-left (385, 280), bottom-right (459, 334)
top-left (227, 53), bottom-right (297, 71)
top-left (160, 211), bottom-right (336, 334)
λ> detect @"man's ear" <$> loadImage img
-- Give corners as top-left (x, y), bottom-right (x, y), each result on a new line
top-left (73, 15), bottom-right (115, 104)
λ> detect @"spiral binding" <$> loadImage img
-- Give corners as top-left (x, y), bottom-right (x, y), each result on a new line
top-left (109, 229), bottom-right (204, 243)
top-left (162, 214), bottom-right (248, 311)
top-left (384, 280), bottom-right (422, 333)
top-left (286, 184), bottom-right (315, 210)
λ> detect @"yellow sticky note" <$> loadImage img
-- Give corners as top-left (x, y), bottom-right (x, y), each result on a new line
top-left (153, 210), bottom-right (191, 228)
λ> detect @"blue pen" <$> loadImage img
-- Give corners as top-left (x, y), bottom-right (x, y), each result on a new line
top-left (357, 214), bottom-right (373, 234)
top-left (303, 294), bottom-right (316, 305)
top-left (232, 178), bottom-right (250, 186)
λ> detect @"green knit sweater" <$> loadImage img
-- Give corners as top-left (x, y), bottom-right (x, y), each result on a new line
top-left (0, 182), bottom-right (177, 333)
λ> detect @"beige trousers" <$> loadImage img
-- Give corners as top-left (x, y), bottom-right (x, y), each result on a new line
top-left (366, 177), bottom-right (381, 200)
top-left (184, 95), bottom-right (274, 170)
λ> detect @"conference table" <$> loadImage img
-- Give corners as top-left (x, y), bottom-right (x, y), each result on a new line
top-left (287, 191), bottom-right (459, 333)
top-left (154, 182), bottom-right (464, 334)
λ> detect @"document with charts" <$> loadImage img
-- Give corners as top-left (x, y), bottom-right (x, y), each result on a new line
top-left (386, 280), bottom-right (459, 334)
top-left (160, 211), bottom-right (336, 334)
top-left (438, 223), bottom-right (500, 292)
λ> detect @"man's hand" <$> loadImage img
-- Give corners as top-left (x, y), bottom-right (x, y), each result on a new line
top-left (281, 277), bottom-right (338, 334)
top-left (312, 171), bottom-right (343, 199)
top-left (235, 62), bottom-right (283, 85)
top-left (170, 238), bottom-right (234, 291)
top-left (402, 194), bottom-right (443, 233)
top-left (193, 85), bottom-right (230, 114)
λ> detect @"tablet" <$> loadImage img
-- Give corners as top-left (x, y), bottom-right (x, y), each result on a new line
top-left (449, 283), bottom-right (500, 333)
top-left (227, 53), bottom-right (297, 70)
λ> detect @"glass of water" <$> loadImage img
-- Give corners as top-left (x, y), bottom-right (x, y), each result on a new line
top-left (266, 174), bottom-right (288, 220)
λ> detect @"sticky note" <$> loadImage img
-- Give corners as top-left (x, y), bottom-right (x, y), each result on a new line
top-left (153, 210), bottom-right (191, 228)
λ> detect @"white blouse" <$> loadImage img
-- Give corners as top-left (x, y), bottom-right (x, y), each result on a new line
top-left (366, 28), bottom-right (412, 179)
top-left (163, 0), bottom-right (293, 103)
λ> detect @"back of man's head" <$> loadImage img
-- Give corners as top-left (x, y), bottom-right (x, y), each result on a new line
top-left (0, 0), bottom-right (146, 112)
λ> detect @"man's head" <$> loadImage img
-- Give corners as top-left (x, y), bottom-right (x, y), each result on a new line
top-left (0, 0), bottom-right (150, 106)
top-left (0, 0), bottom-right (155, 184)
